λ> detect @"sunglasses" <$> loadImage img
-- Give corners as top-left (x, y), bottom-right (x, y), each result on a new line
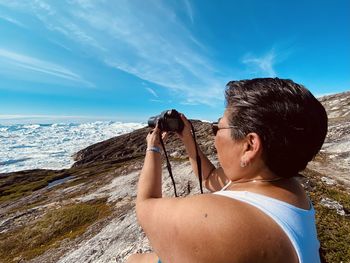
top-left (211, 118), bottom-right (237, 136)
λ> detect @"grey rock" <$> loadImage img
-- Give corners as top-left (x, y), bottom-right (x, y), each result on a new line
top-left (320, 197), bottom-right (346, 216)
top-left (321, 176), bottom-right (337, 186)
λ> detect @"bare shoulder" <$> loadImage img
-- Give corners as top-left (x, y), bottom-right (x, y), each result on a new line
top-left (261, 177), bottom-right (311, 210)
top-left (137, 193), bottom-right (296, 263)
top-left (230, 177), bottom-right (311, 210)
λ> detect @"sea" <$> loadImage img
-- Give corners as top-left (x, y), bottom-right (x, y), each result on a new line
top-left (0, 121), bottom-right (145, 174)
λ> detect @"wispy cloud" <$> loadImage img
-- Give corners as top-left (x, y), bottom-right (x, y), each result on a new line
top-left (242, 50), bottom-right (277, 77)
top-left (1, 0), bottom-right (226, 105)
top-left (0, 114), bottom-right (102, 119)
top-left (183, 0), bottom-right (194, 24)
top-left (59, 21), bottom-right (106, 51)
top-left (48, 39), bottom-right (73, 52)
top-left (0, 13), bottom-right (25, 28)
top-left (150, 99), bottom-right (163, 103)
top-left (315, 92), bottom-right (336, 98)
top-left (146, 87), bottom-right (158, 98)
top-left (0, 48), bottom-right (94, 87)
top-left (180, 101), bottom-right (199, 106)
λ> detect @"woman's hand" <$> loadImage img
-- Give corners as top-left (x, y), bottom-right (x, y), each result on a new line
top-left (146, 122), bottom-right (167, 149)
top-left (176, 113), bottom-right (197, 157)
top-left (177, 113), bottom-right (193, 143)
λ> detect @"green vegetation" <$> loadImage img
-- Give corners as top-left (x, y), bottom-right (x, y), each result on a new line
top-left (316, 206), bottom-right (350, 262)
top-left (0, 200), bottom-right (111, 262)
top-left (0, 180), bottom-right (47, 202)
top-left (303, 168), bottom-right (350, 263)
top-left (0, 170), bottom-right (69, 203)
top-left (0, 160), bottom-right (124, 205)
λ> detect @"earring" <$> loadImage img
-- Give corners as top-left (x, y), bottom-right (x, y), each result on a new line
top-left (240, 159), bottom-right (247, 168)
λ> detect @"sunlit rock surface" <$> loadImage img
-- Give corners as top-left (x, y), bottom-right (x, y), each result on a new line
top-left (0, 91), bottom-right (349, 263)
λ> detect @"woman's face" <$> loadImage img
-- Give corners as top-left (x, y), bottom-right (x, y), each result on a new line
top-left (214, 110), bottom-right (245, 180)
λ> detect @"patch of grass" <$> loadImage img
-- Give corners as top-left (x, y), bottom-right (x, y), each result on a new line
top-left (0, 200), bottom-right (111, 263)
top-left (314, 205), bottom-right (350, 263)
top-left (303, 168), bottom-right (350, 262)
top-left (169, 156), bottom-right (189, 162)
top-left (0, 160), bottom-right (124, 204)
top-left (0, 170), bottom-right (69, 204)
top-left (0, 180), bottom-right (47, 202)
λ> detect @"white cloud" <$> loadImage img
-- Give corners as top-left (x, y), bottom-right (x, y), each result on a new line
top-left (0, 13), bottom-right (26, 27)
top-left (48, 39), bottom-right (73, 52)
top-left (146, 87), bottom-right (158, 98)
top-left (315, 92), bottom-right (335, 98)
top-left (0, 48), bottom-right (94, 87)
top-left (180, 101), bottom-right (199, 106)
top-left (0, 114), bottom-right (97, 119)
top-left (60, 21), bottom-right (106, 51)
top-left (149, 99), bottom-right (163, 103)
top-left (1, 0), bottom-right (226, 105)
top-left (242, 50), bottom-right (277, 77)
top-left (183, 0), bottom-right (194, 24)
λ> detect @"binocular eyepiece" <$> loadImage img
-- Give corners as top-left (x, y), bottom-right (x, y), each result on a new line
top-left (148, 109), bottom-right (184, 132)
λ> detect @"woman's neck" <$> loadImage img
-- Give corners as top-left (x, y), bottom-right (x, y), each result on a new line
top-left (225, 169), bottom-right (284, 191)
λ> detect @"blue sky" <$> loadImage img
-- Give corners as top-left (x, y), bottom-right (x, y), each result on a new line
top-left (0, 0), bottom-right (349, 123)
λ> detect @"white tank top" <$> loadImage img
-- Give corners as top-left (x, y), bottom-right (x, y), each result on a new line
top-left (213, 183), bottom-right (321, 263)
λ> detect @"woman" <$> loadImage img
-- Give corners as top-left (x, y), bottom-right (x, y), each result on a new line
top-left (126, 78), bottom-right (327, 263)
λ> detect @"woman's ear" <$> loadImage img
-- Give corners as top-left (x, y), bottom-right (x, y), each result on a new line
top-left (242, 132), bottom-right (262, 164)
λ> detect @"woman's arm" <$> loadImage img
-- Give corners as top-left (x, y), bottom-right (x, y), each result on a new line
top-left (178, 114), bottom-right (229, 192)
top-left (136, 191), bottom-right (253, 263)
top-left (136, 124), bottom-right (163, 203)
top-left (137, 149), bottom-right (162, 201)
top-left (135, 123), bottom-right (250, 262)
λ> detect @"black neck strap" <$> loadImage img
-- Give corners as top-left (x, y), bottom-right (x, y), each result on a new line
top-left (160, 136), bottom-right (178, 197)
top-left (190, 122), bottom-right (203, 194)
top-left (159, 121), bottom-right (203, 197)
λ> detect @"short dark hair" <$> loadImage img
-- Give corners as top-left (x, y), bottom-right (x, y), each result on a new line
top-left (225, 78), bottom-right (328, 178)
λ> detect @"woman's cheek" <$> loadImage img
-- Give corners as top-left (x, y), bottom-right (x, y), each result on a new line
top-left (214, 136), bottom-right (223, 165)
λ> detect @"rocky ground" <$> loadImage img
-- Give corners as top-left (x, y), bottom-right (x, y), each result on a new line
top-left (309, 91), bottom-right (350, 188)
top-left (0, 91), bottom-right (349, 263)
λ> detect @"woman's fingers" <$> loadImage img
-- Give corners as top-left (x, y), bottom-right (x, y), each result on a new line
top-left (147, 121), bottom-right (162, 147)
top-left (147, 114), bottom-right (191, 145)
top-left (161, 131), bottom-right (168, 142)
top-left (177, 113), bottom-right (193, 140)
top-left (154, 120), bottom-right (160, 133)
top-left (180, 113), bottom-right (191, 128)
